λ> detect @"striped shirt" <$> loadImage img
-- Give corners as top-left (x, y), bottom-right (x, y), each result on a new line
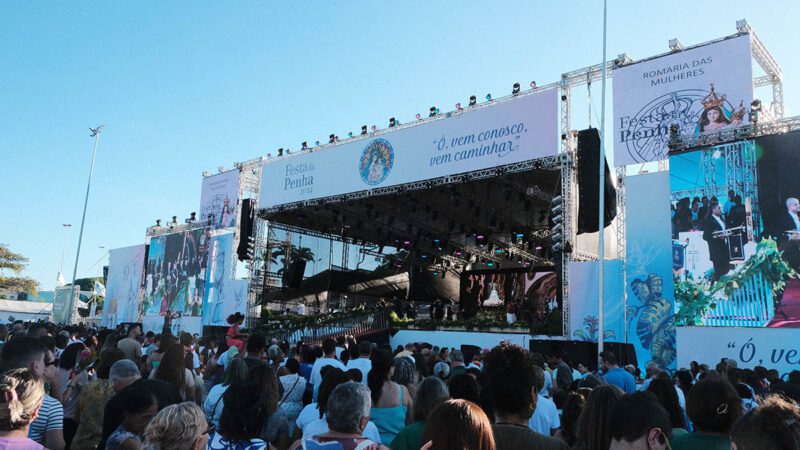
top-left (28, 394), bottom-right (63, 445)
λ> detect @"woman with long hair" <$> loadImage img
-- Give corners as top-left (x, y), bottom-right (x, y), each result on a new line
top-left (646, 376), bottom-right (687, 434)
top-left (279, 358), bottom-right (307, 436)
top-left (54, 341), bottom-right (89, 447)
top-left (106, 387), bottom-right (158, 450)
top-left (209, 382), bottom-right (270, 449)
top-left (247, 365), bottom-right (290, 449)
top-left (71, 348), bottom-right (125, 450)
top-left (147, 334), bottom-right (177, 373)
top-left (391, 357), bottom-right (418, 400)
top-left (149, 343), bottom-right (195, 401)
top-left (226, 312), bottom-right (247, 352)
top-left (392, 376), bottom-right (450, 450)
top-left (574, 385), bottom-right (624, 450)
top-left (420, 399), bottom-right (495, 450)
top-left (0, 369), bottom-right (46, 449)
top-left (204, 357), bottom-right (248, 427)
top-left (368, 349), bottom-right (413, 444)
top-left (556, 391), bottom-right (586, 447)
top-left (671, 378), bottom-right (743, 449)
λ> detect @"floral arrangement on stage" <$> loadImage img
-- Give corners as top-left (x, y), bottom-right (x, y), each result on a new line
top-left (397, 306), bottom-right (562, 336)
top-left (674, 238), bottom-right (795, 326)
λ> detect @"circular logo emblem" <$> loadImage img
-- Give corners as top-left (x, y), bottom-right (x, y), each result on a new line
top-left (359, 139), bottom-right (394, 185)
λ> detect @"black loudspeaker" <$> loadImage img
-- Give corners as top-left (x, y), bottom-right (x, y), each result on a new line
top-left (283, 260), bottom-right (307, 289)
top-left (237, 199), bottom-right (255, 262)
top-left (577, 128), bottom-right (617, 235)
top-left (16, 292), bottom-right (28, 301)
top-left (529, 340), bottom-right (637, 371)
top-left (202, 325), bottom-right (229, 337)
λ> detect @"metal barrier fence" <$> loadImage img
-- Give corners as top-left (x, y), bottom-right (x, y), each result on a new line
top-left (703, 272), bottom-right (775, 327)
top-left (263, 310), bottom-right (390, 346)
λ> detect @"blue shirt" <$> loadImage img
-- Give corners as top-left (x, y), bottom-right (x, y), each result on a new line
top-left (603, 367), bottom-right (637, 394)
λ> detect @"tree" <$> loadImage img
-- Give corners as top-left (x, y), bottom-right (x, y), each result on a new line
top-left (0, 244), bottom-right (39, 296)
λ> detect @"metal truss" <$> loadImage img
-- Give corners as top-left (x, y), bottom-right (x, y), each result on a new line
top-left (259, 154), bottom-right (566, 215)
top-left (670, 115), bottom-right (800, 153)
top-left (738, 21), bottom-right (783, 119)
top-left (146, 219), bottom-right (210, 238)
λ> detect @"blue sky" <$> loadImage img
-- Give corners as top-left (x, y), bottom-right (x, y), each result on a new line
top-left (1, 1), bottom-right (797, 290)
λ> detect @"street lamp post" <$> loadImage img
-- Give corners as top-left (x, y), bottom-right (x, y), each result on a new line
top-left (69, 126), bottom-right (104, 324)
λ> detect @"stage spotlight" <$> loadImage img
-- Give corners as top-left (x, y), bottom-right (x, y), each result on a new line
top-left (561, 94), bottom-right (567, 102)
top-left (218, 166), bottom-right (224, 173)
top-left (429, 107), bottom-right (439, 117)
top-left (348, 132), bottom-right (353, 138)
top-left (329, 134), bottom-right (336, 143)
top-left (389, 117), bottom-right (397, 127)
top-left (486, 261), bottom-right (495, 268)
top-left (361, 125), bottom-right (368, 135)
top-left (416, 113), bottom-right (421, 120)
top-left (155, 219), bottom-right (161, 227)
top-left (301, 141), bottom-right (308, 150)
top-left (750, 99), bottom-right (762, 124)
top-left (668, 38), bottom-right (684, 52)
top-left (186, 212), bottom-right (197, 223)
top-left (512, 83), bottom-right (521, 95)
top-left (469, 95), bottom-right (477, 107)
top-left (530, 81), bottom-right (537, 89)
top-left (202, 171), bottom-right (211, 177)
top-left (455, 102), bottom-right (462, 110)
top-left (485, 94), bottom-right (492, 101)
top-left (277, 148), bottom-right (284, 157)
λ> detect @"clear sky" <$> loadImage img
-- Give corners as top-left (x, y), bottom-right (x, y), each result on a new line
top-left (1, 1), bottom-right (797, 291)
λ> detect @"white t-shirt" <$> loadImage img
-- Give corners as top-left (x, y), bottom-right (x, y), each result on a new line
top-left (539, 370), bottom-right (553, 397)
top-left (309, 358), bottom-right (346, 387)
top-left (296, 403), bottom-right (321, 432)
top-left (346, 358), bottom-right (372, 384)
top-left (528, 395), bottom-right (560, 436)
top-left (302, 416), bottom-right (382, 444)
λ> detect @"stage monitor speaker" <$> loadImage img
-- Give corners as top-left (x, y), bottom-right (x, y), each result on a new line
top-left (529, 340), bottom-right (637, 371)
top-left (576, 128), bottom-right (617, 235)
top-left (283, 260), bottom-right (307, 289)
top-left (237, 199), bottom-right (255, 262)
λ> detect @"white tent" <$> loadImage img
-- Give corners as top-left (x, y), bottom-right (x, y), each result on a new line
top-left (0, 300), bottom-right (52, 323)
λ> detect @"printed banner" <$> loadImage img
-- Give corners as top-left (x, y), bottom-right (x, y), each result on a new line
top-left (568, 260), bottom-right (624, 343)
top-left (202, 233), bottom-right (235, 326)
top-left (260, 88), bottom-right (559, 208)
top-left (613, 35), bottom-right (752, 166)
top-left (53, 286), bottom-right (78, 324)
top-left (625, 172), bottom-right (676, 370)
top-left (200, 169), bottom-right (240, 229)
top-left (101, 244), bottom-right (146, 328)
top-left (677, 327), bottom-right (800, 377)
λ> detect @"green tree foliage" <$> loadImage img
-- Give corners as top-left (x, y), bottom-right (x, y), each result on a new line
top-left (0, 244), bottom-right (39, 296)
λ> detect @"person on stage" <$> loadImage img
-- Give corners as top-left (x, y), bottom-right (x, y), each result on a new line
top-left (703, 202), bottom-right (730, 282)
top-left (777, 197), bottom-right (800, 271)
top-left (226, 312), bottom-right (247, 352)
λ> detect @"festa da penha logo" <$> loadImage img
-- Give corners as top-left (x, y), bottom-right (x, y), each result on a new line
top-left (359, 138), bottom-right (394, 185)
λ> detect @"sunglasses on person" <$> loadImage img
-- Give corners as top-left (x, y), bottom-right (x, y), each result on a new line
top-left (44, 359), bottom-right (57, 367)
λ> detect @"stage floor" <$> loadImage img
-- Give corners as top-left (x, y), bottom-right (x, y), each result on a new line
top-left (768, 278), bottom-right (800, 328)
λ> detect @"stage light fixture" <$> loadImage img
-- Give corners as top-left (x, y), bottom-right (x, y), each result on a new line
top-left (218, 166), bottom-right (224, 173)
top-left (155, 219), bottom-right (161, 227)
top-left (202, 171), bottom-right (211, 177)
top-left (485, 94), bottom-right (492, 101)
top-left (668, 38), bottom-right (684, 52)
top-left (736, 19), bottom-right (749, 33)
top-left (455, 103), bottom-right (462, 110)
top-left (315, 141), bottom-right (320, 146)
top-left (277, 148), bottom-right (284, 157)
top-left (348, 132), bottom-right (353, 138)
top-left (361, 125), bottom-right (368, 135)
top-left (329, 134), bottom-right (336, 143)
top-left (389, 117), bottom-right (397, 127)
top-left (429, 107), bottom-right (439, 117)
top-left (487, 262), bottom-right (495, 267)
top-left (561, 94), bottom-right (567, 102)
top-left (469, 95), bottom-right (477, 107)
top-left (371, 125), bottom-right (377, 132)
top-left (301, 142), bottom-right (308, 150)
top-left (512, 83), bottom-right (521, 95)
top-left (749, 99), bottom-right (762, 124)
top-left (530, 81), bottom-right (537, 89)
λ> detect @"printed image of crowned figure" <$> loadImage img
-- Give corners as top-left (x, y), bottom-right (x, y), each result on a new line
top-left (360, 140), bottom-right (393, 184)
top-left (696, 84), bottom-right (745, 133)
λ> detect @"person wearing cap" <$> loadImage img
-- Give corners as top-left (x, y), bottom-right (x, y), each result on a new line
top-left (433, 362), bottom-right (450, 380)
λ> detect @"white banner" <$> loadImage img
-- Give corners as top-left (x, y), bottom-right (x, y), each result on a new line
top-left (613, 35), bottom-right (753, 166)
top-left (202, 233), bottom-right (235, 326)
top-left (260, 88), bottom-right (559, 208)
top-left (102, 244), bottom-right (146, 328)
top-left (53, 286), bottom-right (78, 324)
top-left (200, 170), bottom-right (240, 229)
top-left (677, 327), bottom-right (800, 377)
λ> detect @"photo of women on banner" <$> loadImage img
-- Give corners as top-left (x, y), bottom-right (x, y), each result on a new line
top-left (200, 169), bottom-right (240, 229)
top-left (460, 268), bottom-right (557, 325)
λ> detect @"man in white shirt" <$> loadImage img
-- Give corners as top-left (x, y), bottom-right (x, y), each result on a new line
top-left (345, 340), bottom-right (372, 384)
top-left (529, 367), bottom-right (560, 436)
top-left (310, 338), bottom-right (346, 388)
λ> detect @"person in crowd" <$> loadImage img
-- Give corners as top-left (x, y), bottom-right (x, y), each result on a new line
top-left (290, 382), bottom-right (387, 450)
top-left (392, 357), bottom-right (418, 400)
top-left (671, 378), bottom-right (743, 450)
top-left (484, 342), bottom-right (567, 450)
top-left (369, 349), bottom-right (413, 444)
top-left (268, 345), bottom-right (288, 377)
top-left (531, 353), bottom-right (553, 398)
top-left (448, 374), bottom-right (479, 405)
top-left (207, 382), bottom-right (270, 449)
top-left (146, 334), bottom-right (176, 373)
top-left (179, 333), bottom-right (204, 401)
top-left (673, 369), bottom-right (694, 400)
top-left (546, 348), bottom-right (573, 393)
top-left (105, 386), bottom-right (158, 450)
top-left (574, 385), bottom-right (624, 450)
top-left (555, 391), bottom-right (586, 447)
top-left (99, 359), bottom-right (182, 449)
top-left (347, 369), bottom-right (363, 383)
top-left (391, 377), bottom-right (450, 450)
top-left (279, 358), bottom-right (307, 435)
top-left (447, 350), bottom-right (466, 380)
top-left (70, 348), bottom-right (125, 450)
top-left (244, 334), bottom-right (269, 369)
top-left (226, 312), bottom-right (247, 353)
top-left (608, 392), bottom-right (672, 450)
top-left (528, 366), bottom-right (560, 437)
top-left (730, 394), bottom-right (800, 450)
top-left (116, 325), bottom-right (142, 364)
top-left (102, 334), bottom-right (119, 354)
top-left (247, 365), bottom-right (290, 448)
top-left (0, 369), bottom-right (47, 450)
top-left (420, 399), bottom-right (495, 450)
top-left (645, 376), bottom-right (687, 435)
top-left (149, 343), bottom-right (196, 401)
top-left (1, 336), bottom-right (65, 450)
top-left (54, 341), bottom-right (88, 447)
top-left (601, 351), bottom-right (636, 394)
top-left (204, 357), bottom-right (248, 427)
top-left (309, 338), bottom-right (346, 397)
top-left (346, 341), bottom-right (372, 385)
top-left (142, 402), bottom-right (210, 450)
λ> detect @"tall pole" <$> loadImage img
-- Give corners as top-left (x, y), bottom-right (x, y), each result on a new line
top-left (69, 126), bottom-right (104, 323)
top-left (597, 0), bottom-right (608, 368)
top-left (57, 223), bottom-right (72, 287)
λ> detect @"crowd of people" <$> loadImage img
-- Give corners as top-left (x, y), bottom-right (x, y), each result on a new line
top-left (0, 318), bottom-right (798, 450)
